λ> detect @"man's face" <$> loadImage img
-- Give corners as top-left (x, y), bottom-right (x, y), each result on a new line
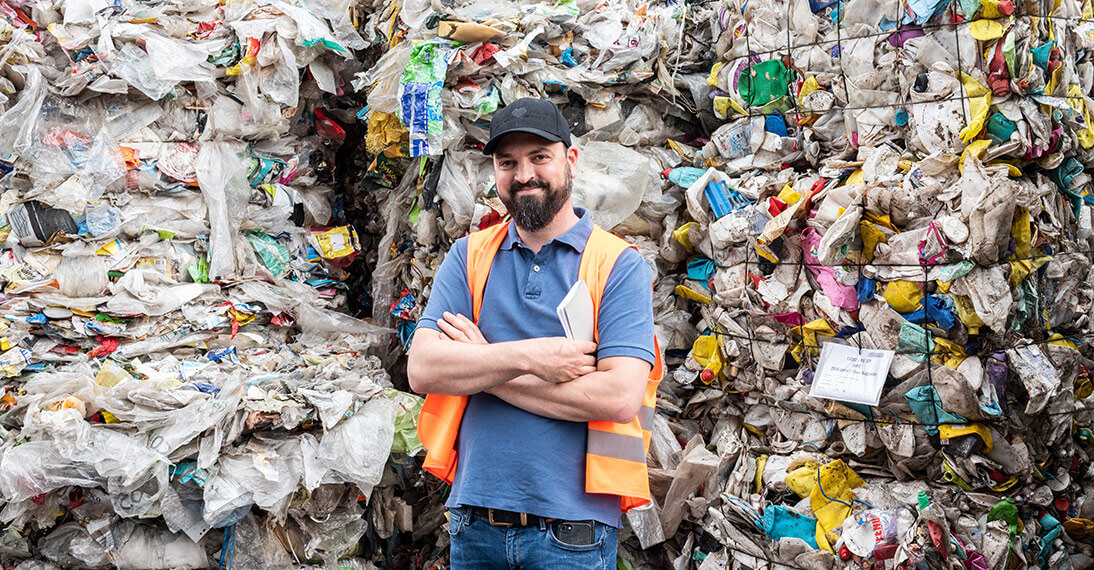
top-left (492, 132), bottom-right (578, 232)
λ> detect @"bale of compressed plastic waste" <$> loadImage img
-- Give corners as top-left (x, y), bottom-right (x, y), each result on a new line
top-left (357, 0), bottom-right (1094, 567)
top-left (0, 1), bottom-right (426, 567)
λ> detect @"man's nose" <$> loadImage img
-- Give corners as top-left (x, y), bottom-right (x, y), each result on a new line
top-left (513, 160), bottom-right (536, 183)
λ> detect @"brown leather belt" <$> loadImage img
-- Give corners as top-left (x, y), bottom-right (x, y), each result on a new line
top-left (470, 506), bottom-right (554, 527)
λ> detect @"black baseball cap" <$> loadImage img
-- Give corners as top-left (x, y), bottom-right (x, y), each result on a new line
top-left (482, 98), bottom-right (572, 155)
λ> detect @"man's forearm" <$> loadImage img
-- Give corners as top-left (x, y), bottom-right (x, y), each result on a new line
top-left (407, 332), bottom-right (531, 395)
top-left (487, 371), bottom-right (639, 423)
top-left (408, 320), bottom-right (598, 396)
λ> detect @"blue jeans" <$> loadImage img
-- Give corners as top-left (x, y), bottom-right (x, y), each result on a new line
top-left (447, 506), bottom-right (617, 569)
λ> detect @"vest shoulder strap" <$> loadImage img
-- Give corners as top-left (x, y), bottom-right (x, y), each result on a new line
top-left (578, 225), bottom-right (637, 343)
top-left (466, 222), bottom-right (511, 323)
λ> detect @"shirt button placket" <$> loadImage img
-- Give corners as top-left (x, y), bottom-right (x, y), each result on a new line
top-left (526, 257), bottom-right (545, 299)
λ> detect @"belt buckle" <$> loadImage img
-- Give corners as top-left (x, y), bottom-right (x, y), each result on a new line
top-left (487, 509), bottom-right (513, 527)
top-left (487, 509), bottom-right (528, 526)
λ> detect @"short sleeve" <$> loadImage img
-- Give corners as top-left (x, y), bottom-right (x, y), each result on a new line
top-left (595, 248), bottom-right (656, 366)
top-left (417, 238), bottom-right (473, 333)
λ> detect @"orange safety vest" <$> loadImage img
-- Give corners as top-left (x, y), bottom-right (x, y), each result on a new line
top-left (416, 220), bottom-right (663, 512)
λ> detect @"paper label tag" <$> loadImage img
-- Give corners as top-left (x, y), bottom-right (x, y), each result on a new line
top-left (809, 342), bottom-right (895, 406)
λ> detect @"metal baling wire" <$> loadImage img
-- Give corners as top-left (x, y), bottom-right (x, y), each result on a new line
top-left (898, 0), bottom-right (908, 57)
top-left (921, 203), bottom-right (949, 446)
top-left (726, 215), bottom-right (1069, 361)
top-left (745, 23), bottom-right (911, 60)
top-left (708, 238), bottom-right (1086, 358)
top-left (852, 201), bottom-right (865, 356)
top-left (796, 218), bottom-right (809, 369)
top-left (846, 197), bottom-right (886, 443)
top-left (735, 0), bottom-right (766, 384)
top-left (706, 323), bottom-right (1092, 355)
top-left (782, 0), bottom-right (807, 164)
top-left (710, 248), bottom-right (1094, 268)
top-left (784, 0), bottom-right (793, 83)
top-left (698, 309), bottom-right (1093, 428)
top-left (951, 2), bottom-right (969, 125)
top-left (737, 14), bottom-right (996, 61)
top-left (710, 389), bottom-right (1090, 427)
top-left (682, 90), bottom-right (1090, 125)
top-left (834, 0), bottom-right (853, 121)
top-left (743, 227), bottom-right (760, 383)
top-left (740, 0), bottom-right (759, 87)
top-left (677, 9), bottom-right (1094, 121)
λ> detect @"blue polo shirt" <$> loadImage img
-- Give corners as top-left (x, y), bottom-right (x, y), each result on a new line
top-left (417, 208), bottom-right (656, 527)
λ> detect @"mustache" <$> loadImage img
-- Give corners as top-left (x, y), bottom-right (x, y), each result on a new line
top-left (510, 178), bottom-right (551, 192)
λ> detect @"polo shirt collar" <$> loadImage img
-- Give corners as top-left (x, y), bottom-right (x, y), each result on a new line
top-left (499, 207), bottom-right (593, 253)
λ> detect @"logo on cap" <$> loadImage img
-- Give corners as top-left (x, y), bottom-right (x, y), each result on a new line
top-left (513, 107), bottom-right (527, 117)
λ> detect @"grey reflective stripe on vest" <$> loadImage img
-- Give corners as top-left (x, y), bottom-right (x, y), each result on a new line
top-left (638, 405), bottom-right (655, 431)
top-left (587, 430), bottom-right (647, 463)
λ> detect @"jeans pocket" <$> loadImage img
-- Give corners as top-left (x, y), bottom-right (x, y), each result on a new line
top-left (447, 507), bottom-right (467, 538)
top-left (546, 522), bottom-right (604, 552)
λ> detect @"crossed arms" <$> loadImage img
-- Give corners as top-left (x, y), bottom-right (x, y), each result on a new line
top-left (407, 311), bottom-right (652, 424)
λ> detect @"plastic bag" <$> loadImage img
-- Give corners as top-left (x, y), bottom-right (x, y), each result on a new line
top-left (218, 514), bottom-right (294, 569)
top-left (54, 256), bottom-right (108, 298)
top-left (143, 33), bottom-right (218, 84)
top-left (260, 36), bottom-right (299, 107)
top-left (435, 150), bottom-right (494, 231)
top-left (106, 270), bottom-right (220, 316)
top-left (110, 43), bottom-right (178, 101)
top-left (295, 303), bottom-right (393, 337)
top-left (111, 523), bottom-right (208, 570)
top-left (355, 42), bottom-right (412, 114)
top-left (0, 66), bottom-right (46, 157)
top-left (194, 142), bottom-right (250, 281)
top-left (572, 141), bottom-right (655, 229)
top-left (317, 397), bottom-right (398, 499)
top-left (36, 523), bottom-right (110, 569)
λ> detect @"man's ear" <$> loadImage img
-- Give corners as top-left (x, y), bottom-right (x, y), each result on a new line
top-left (566, 145), bottom-right (579, 170)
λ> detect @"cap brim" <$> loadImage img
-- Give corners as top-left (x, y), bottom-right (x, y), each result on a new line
top-left (482, 127), bottom-right (567, 155)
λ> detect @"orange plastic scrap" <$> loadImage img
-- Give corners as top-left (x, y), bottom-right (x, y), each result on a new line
top-left (0, 391), bottom-right (16, 411)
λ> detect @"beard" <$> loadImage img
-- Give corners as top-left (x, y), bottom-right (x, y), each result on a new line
top-left (500, 165), bottom-right (573, 232)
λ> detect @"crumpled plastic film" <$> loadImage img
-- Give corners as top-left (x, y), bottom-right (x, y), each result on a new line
top-left (0, 1), bottom-right (410, 568)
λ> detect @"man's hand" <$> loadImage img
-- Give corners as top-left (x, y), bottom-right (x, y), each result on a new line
top-left (438, 312), bottom-right (595, 384)
top-left (520, 337), bottom-right (597, 383)
top-left (437, 312), bottom-right (487, 344)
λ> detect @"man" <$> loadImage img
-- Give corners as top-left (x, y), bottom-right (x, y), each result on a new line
top-left (407, 98), bottom-right (659, 569)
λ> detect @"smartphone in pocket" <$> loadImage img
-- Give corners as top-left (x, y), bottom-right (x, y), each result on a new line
top-left (554, 520), bottom-right (596, 546)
